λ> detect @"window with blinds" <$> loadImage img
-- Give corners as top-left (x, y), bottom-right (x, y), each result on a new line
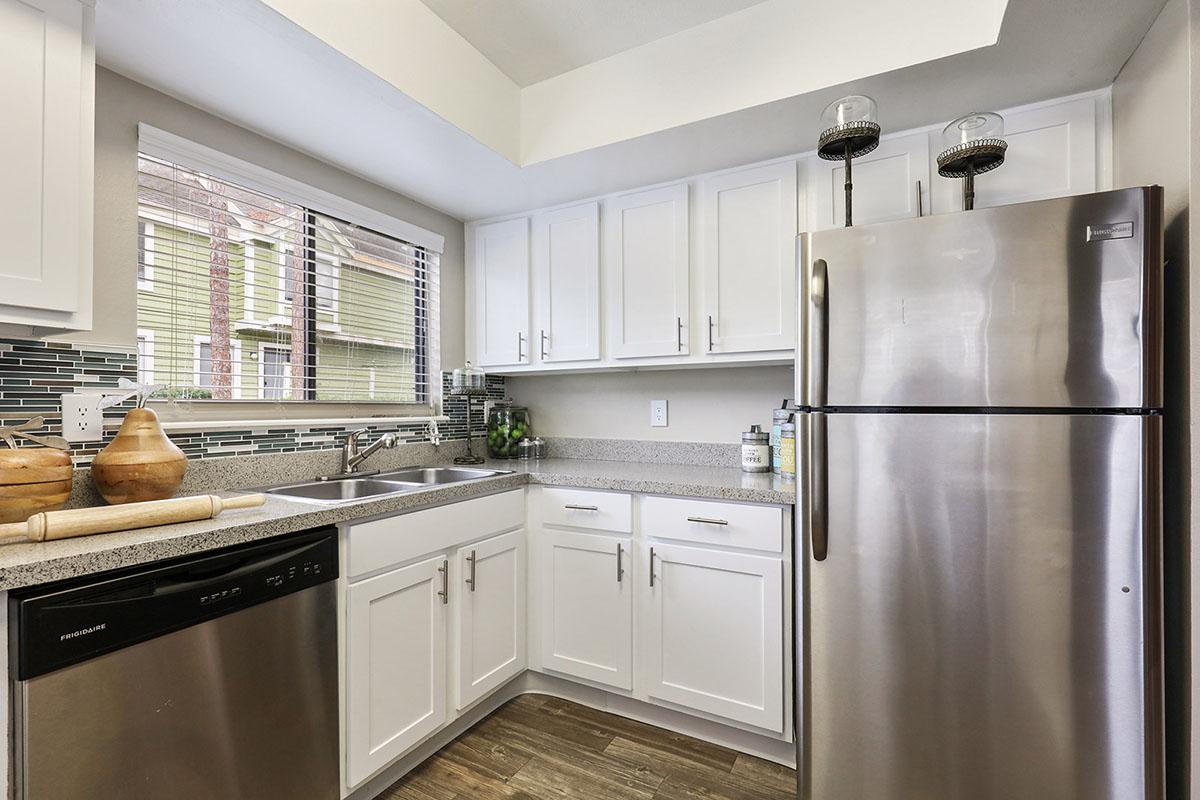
top-left (135, 152), bottom-right (438, 405)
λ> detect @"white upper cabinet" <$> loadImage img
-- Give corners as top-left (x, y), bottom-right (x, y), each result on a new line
top-left (700, 162), bottom-right (797, 354)
top-left (533, 203), bottom-right (600, 363)
top-left (809, 131), bottom-right (931, 230)
top-left (472, 217), bottom-right (530, 367)
top-left (605, 184), bottom-right (690, 359)
top-left (930, 96), bottom-right (1099, 213)
top-left (0, 0), bottom-right (93, 330)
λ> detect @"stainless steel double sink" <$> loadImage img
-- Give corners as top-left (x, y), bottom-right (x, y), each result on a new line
top-left (261, 467), bottom-right (511, 504)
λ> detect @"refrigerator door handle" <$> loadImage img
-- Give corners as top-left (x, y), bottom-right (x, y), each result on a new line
top-left (810, 259), bottom-right (828, 407)
top-left (810, 411), bottom-right (828, 561)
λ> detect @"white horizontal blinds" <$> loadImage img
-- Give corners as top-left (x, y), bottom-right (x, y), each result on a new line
top-left (135, 153), bottom-right (438, 404)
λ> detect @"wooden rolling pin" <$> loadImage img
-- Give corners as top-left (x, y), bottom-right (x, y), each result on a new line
top-left (0, 493), bottom-right (266, 545)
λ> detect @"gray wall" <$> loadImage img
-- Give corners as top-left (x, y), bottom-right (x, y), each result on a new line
top-left (506, 365), bottom-right (794, 444)
top-left (65, 67), bottom-right (466, 369)
top-left (1111, 0), bottom-right (1193, 794)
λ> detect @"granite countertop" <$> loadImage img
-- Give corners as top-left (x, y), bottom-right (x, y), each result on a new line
top-left (0, 458), bottom-right (795, 591)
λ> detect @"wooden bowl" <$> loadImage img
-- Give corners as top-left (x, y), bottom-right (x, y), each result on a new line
top-left (0, 448), bottom-right (73, 523)
top-left (91, 408), bottom-right (188, 505)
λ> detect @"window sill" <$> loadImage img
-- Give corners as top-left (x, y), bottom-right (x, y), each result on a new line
top-left (105, 415), bottom-right (450, 434)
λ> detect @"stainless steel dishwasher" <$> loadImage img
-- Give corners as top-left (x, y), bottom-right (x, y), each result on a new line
top-left (10, 529), bottom-right (339, 800)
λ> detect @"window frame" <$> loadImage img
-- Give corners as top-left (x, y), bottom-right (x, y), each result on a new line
top-left (136, 125), bottom-right (443, 421)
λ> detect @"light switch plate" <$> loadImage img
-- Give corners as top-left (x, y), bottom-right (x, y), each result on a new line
top-left (61, 393), bottom-right (104, 443)
top-left (650, 399), bottom-right (668, 428)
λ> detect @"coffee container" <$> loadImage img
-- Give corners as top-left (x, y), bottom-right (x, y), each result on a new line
top-left (742, 425), bottom-right (770, 473)
top-left (771, 406), bottom-right (791, 474)
top-left (780, 420), bottom-right (797, 479)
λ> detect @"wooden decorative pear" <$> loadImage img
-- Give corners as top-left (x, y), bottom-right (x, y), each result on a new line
top-left (0, 416), bottom-right (73, 524)
top-left (91, 379), bottom-right (187, 505)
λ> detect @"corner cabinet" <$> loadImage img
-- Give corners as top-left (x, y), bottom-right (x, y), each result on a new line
top-left (537, 528), bottom-right (633, 690)
top-left (472, 218), bottom-right (531, 367)
top-left (0, 0), bottom-right (94, 331)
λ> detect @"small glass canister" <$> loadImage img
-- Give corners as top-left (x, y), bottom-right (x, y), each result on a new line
top-left (741, 425), bottom-right (770, 473)
top-left (780, 420), bottom-right (797, 479)
top-left (771, 407), bottom-right (791, 474)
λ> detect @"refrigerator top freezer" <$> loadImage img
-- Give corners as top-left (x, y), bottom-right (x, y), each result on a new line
top-left (803, 186), bottom-right (1163, 411)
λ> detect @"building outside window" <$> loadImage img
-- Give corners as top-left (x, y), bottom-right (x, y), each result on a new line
top-left (134, 148), bottom-right (438, 409)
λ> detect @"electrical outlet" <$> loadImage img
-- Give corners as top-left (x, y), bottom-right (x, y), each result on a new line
top-left (61, 393), bottom-right (104, 443)
top-left (650, 399), bottom-right (668, 428)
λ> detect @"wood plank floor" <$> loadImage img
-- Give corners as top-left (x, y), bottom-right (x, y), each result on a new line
top-left (382, 694), bottom-right (797, 800)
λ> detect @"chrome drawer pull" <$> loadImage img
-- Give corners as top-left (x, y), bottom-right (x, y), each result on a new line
top-left (564, 504), bottom-right (599, 511)
top-left (687, 516), bottom-right (729, 526)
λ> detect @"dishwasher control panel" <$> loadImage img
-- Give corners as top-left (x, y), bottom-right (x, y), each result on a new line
top-left (11, 529), bottom-right (338, 681)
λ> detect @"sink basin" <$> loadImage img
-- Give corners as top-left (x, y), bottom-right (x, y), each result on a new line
top-left (264, 478), bottom-right (424, 504)
top-left (377, 467), bottom-right (511, 484)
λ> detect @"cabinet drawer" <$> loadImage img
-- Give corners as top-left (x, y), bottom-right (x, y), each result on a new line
top-left (540, 487), bottom-right (632, 533)
top-left (641, 497), bottom-right (783, 553)
top-left (347, 490), bottom-right (524, 579)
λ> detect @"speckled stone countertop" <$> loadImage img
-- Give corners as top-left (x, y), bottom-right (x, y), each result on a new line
top-left (0, 458), bottom-right (795, 591)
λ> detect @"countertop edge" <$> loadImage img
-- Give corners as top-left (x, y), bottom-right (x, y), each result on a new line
top-left (0, 465), bottom-right (795, 591)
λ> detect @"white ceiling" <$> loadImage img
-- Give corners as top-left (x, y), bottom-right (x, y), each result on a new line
top-left (95, 0), bottom-right (1167, 222)
top-left (417, 0), bottom-right (771, 86)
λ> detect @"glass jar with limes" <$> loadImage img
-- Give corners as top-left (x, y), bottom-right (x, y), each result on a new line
top-left (486, 401), bottom-right (532, 459)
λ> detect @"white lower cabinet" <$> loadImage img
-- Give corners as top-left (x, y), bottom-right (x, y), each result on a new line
top-left (642, 543), bottom-right (785, 732)
top-left (345, 555), bottom-right (448, 787)
top-left (454, 529), bottom-right (527, 709)
top-left (538, 529), bottom-right (633, 690)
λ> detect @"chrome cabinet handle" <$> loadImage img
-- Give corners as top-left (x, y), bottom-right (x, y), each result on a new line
top-left (540, 330), bottom-right (548, 360)
top-left (465, 550), bottom-right (477, 592)
top-left (649, 546), bottom-right (656, 587)
top-left (564, 504), bottom-right (599, 511)
top-left (517, 331), bottom-right (526, 361)
top-left (707, 315), bottom-right (715, 352)
top-left (616, 542), bottom-right (624, 583)
top-left (916, 180), bottom-right (924, 217)
top-left (437, 559), bottom-right (449, 604)
top-left (811, 412), bottom-right (829, 561)
top-left (809, 260), bottom-right (828, 407)
top-left (676, 317), bottom-right (683, 352)
top-left (687, 516), bottom-right (729, 526)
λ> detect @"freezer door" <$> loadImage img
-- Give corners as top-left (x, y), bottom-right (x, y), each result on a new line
top-left (805, 187), bottom-right (1162, 409)
top-left (801, 412), bottom-right (1162, 800)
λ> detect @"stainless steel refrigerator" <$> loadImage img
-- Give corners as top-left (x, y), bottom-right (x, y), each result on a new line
top-left (795, 186), bottom-right (1164, 800)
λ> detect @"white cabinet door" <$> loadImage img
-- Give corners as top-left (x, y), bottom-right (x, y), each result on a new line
top-left (533, 203), bottom-right (600, 363)
top-left (473, 218), bottom-right (530, 366)
top-left (346, 556), bottom-right (448, 787)
top-left (810, 132), bottom-right (931, 230)
top-left (699, 162), bottom-right (797, 354)
top-left (0, 0), bottom-right (92, 327)
top-left (642, 543), bottom-right (784, 732)
top-left (605, 185), bottom-right (690, 358)
top-left (931, 96), bottom-right (1098, 213)
top-left (538, 530), bottom-right (633, 690)
top-left (454, 530), bottom-right (527, 710)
